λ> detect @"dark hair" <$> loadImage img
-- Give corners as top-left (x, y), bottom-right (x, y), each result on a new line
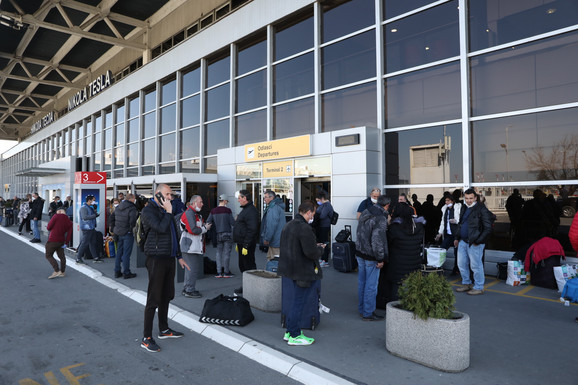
top-left (443, 192), bottom-right (455, 202)
top-left (85, 194), bottom-right (95, 202)
top-left (298, 200), bottom-right (316, 215)
top-left (238, 189), bottom-right (251, 201)
top-left (264, 190), bottom-right (275, 198)
top-left (463, 188), bottom-right (477, 197)
top-left (317, 191), bottom-right (328, 200)
top-left (391, 202), bottom-right (416, 234)
top-left (377, 195), bottom-right (391, 207)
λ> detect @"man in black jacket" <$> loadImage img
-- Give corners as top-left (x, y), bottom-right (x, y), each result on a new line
top-left (454, 188), bottom-right (493, 296)
top-left (278, 201), bottom-right (324, 346)
top-left (29, 192), bottom-right (45, 243)
top-left (140, 184), bottom-right (190, 353)
top-left (232, 189), bottom-right (259, 295)
top-left (110, 193), bottom-right (138, 279)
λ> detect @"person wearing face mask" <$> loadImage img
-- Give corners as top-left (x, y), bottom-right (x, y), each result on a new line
top-left (454, 188), bottom-right (493, 296)
top-left (278, 200), bottom-right (325, 346)
top-left (179, 195), bottom-right (212, 298)
top-left (110, 194), bottom-right (138, 279)
top-left (357, 187), bottom-right (381, 220)
top-left (315, 191), bottom-right (334, 268)
top-left (48, 196), bottom-right (63, 218)
top-left (435, 192), bottom-right (462, 275)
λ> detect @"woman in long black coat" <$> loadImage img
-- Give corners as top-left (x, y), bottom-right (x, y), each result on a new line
top-left (386, 202), bottom-right (425, 302)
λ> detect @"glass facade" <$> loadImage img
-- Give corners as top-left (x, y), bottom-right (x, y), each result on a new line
top-left (2, 0), bottom-right (577, 253)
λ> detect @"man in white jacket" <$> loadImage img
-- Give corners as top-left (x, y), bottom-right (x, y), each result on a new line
top-left (179, 195), bottom-right (211, 298)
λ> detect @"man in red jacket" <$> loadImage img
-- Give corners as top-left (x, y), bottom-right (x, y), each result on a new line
top-left (45, 208), bottom-right (73, 279)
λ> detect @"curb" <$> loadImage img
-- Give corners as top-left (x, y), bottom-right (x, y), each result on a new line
top-left (0, 226), bottom-right (354, 385)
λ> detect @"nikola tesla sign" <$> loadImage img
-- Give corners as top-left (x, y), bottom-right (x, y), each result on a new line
top-left (68, 70), bottom-right (113, 111)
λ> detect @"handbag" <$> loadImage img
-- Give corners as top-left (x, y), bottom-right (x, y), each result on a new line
top-left (199, 294), bottom-right (254, 326)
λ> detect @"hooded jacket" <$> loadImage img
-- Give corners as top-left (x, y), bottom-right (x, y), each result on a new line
top-left (355, 204), bottom-right (389, 262)
top-left (260, 197), bottom-right (285, 248)
top-left (278, 214), bottom-right (323, 282)
top-left (386, 217), bottom-right (425, 283)
top-left (110, 199), bottom-right (137, 236)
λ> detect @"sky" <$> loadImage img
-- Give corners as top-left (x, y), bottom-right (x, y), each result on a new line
top-left (0, 139), bottom-right (17, 155)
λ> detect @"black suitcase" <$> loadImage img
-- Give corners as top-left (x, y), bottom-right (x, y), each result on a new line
top-left (332, 241), bottom-right (357, 272)
top-left (530, 254), bottom-right (562, 289)
top-left (281, 276), bottom-right (320, 330)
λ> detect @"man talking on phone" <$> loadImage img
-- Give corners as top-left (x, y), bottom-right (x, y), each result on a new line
top-left (140, 183), bottom-right (190, 352)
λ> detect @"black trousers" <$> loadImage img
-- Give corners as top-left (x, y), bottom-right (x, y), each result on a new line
top-left (143, 257), bottom-right (176, 338)
top-left (237, 243), bottom-right (256, 273)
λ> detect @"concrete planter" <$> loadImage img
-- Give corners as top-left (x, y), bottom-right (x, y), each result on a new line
top-left (385, 301), bottom-right (470, 372)
top-left (243, 269), bottom-right (282, 312)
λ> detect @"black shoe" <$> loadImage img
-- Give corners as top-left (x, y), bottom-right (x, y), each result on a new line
top-left (234, 287), bottom-right (243, 295)
top-left (362, 313), bottom-right (385, 321)
top-left (75, 259), bottom-right (85, 264)
top-left (124, 272), bottom-right (137, 279)
top-left (222, 272), bottom-right (234, 278)
top-left (92, 258), bottom-right (103, 263)
top-left (114, 271), bottom-right (122, 278)
top-left (18, 232), bottom-right (22, 235)
top-left (29, 238), bottom-right (41, 243)
top-left (141, 337), bottom-right (161, 352)
top-left (158, 328), bottom-right (184, 339)
top-left (182, 290), bottom-right (202, 298)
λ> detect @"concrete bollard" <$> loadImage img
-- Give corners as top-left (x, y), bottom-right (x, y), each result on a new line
top-left (243, 269), bottom-right (282, 312)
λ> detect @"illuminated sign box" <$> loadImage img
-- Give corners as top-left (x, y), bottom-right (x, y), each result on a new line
top-left (244, 135), bottom-right (310, 162)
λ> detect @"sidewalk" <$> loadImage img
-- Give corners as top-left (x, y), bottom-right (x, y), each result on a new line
top-left (3, 224), bottom-right (577, 385)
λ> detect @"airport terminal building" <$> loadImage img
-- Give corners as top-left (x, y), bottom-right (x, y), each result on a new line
top-left (1, 0), bottom-right (577, 254)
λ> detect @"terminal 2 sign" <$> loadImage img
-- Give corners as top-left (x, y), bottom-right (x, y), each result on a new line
top-left (68, 70), bottom-right (113, 111)
top-left (244, 135), bottom-right (310, 163)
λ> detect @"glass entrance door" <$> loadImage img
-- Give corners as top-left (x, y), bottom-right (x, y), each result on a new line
top-left (262, 178), bottom-right (294, 222)
top-left (239, 181), bottom-right (262, 217)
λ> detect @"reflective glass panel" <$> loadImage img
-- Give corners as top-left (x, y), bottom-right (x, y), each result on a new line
top-left (181, 159), bottom-right (200, 173)
top-left (128, 119), bottom-right (139, 143)
top-left (104, 129), bottom-right (112, 149)
top-left (295, 157), bottom-right (331, 177)
top-left (236, 163), bottom-right (261, 179)
top-left (236, 70), bottom-right (266, 112)
top-left (115, 146), bottom-right (125, 167)
top-left (144, 88), bottom-right (156, 112)
top-left (385, 1), bottom-right (459, 73)
top-left (143, 112), bottom-right (156, 138)
top-left (182, 66), bottom-right (200, 97)
top-left (142, 166), bottom-right (155, 176)
top-left (143, 139), bottom-right (155, 165)
top-left (160, 104), bottom-right (176, 134)
top-left (103, 150), bottom-right (111, 170)
top-left (237, 38), bottom-right (266, 75)
top-left (161, 79), bottom-right (176, 105)
top-left (127, 167), bottom-right (138, 177)
top-left (235, 109), bottom-right (266, 146)
top-left (273, 97), bottom-right (314, 140)
top-left (207, 55), bottom-right (230, 88)
top-left (274, 52), bottom-right (314, 102)
top-left (93, 151), bottom-right (101, 171)
top-left (469, 0), bottom-right (578, 52)
top-left (160, 133), bottom-right (176, 162)
top-left (471, 108), bottom-right (578, 183)
top-left (322, 0), bottom-right (375, 43)
top-left (94, 132), bottom-right (101, 152)
top-left (127, 143), bottom-right (138, 167)
top-left (116, 104), bottom-right (125, 124)
top-left (181, 95), bottom-right (200, 127)
top-left (385, 61), bottom-right (460, 128)
top-left (274, 13), bottom-right (313, 61)
top-left (180, 126), bottom-right (200, 159)
top-left (470, 31), bottom-right (578, 116)
top-left (385, 123), bottom-right (462, 185)
top-left (105, 110), bottom-right (112, 127)
top-left (85, 135), bottom-right (92, 154)
top-left (322, 30), bottom-right (376, 90)
top-left (204, 156), bottom-right (218, 174)
top-left (322, 82), bottom-right (377, 132)
top-left (115, 124), bottom-right (125, 147)
top-left (160, 163), bottom-right (175, 175)
top-left (129, 96), bottom-right (139, 118)
top-left (205, 119), bottom-right (229, 155)
top-left (206, 84), bottom-right (230, 121)
top-left (383, 0), bottom-right (437, 20)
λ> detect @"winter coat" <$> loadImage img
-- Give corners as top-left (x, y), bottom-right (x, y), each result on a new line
top-left (278, 214), bottom-right (323, 282)
top-left (29, 197), bottom-right (45, 220)
top-left (260, 197), bottom-right (285, 248)
top-left (18, 201), bottom-right (30, 220)
top-left (355, 204), bottom-right (389, 262)
top-left (386, 218), bottom-right (425, 283)
top-left (179, 206), bottom-right (207, 255)
top-left (141, 200), bottom-right (181, 259)
top-left (110, 199), bottom-right (137, 236)
top-left (316, 201), bottom-right (334, 228)
top-left (437, 202), bottom-right (462, 237)
top-left (570, 215), bottom-right (578, 253)
top-left (455, 202), bottom-right (493, 246)
top-left (47, 213), bottom-right (73, 244)
top-left (49, 200), bottom-right (63, 217)
top-left (233, 201), bottom-right (259, 247)
top-left (79, 203), bottom-right (98, 230)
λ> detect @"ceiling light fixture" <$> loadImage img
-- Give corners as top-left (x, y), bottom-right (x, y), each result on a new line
top-left (391, 28), bottom-right (398, 33)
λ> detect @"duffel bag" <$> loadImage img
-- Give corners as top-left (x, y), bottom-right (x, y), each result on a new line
top-left (200, 294), bottom-right (254, 326)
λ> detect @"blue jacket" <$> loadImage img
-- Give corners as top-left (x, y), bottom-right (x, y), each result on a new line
top-left (79, 203), bottom-right (98, 230)
top-left (260, 197), bottom-right (285, 248)
top-left (317, 201), bottom-right (334, 228)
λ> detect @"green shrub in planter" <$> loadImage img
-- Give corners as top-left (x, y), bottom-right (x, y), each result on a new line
top-left (398, 270), bottom-right (455, 320)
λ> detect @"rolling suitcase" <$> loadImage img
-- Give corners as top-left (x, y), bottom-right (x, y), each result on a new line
top-left (332, 225), bottom-right (357, 272)
top-left (281, 276), bottom-right (321, 330)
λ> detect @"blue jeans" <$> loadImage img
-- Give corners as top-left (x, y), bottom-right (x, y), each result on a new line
top-left (457, 240), bottom-right (485, 290)
top-left (286, 279), bottom-right (315, 338)
top-left (215, 240), bottom-right (233, 274)
top-left (356, 257), bottom-right (381, 317)
top-left (115, 233), bottom-right (134, 275)
top-left (31, 219), bottom-right (41, 239)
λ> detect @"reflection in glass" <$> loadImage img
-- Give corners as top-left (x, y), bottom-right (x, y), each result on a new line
top-left (295, 157), bottom-right (331, 177)
top-left (236, 70), bottom-right (266, 112)
top-left (129, 96), bottom-right (139, 119)
top-left (127, 167), bottom-right (138, 177)
top-left (237, 38), bottom-right (266, 75)
top-left (115, 123), bottom-right (125, 147)
top-left (236, 163), bottom-right (261, 179)
top-left (207, 55), bottom-right (230, 88)
top-left (103, 150), bottom-right (111, 170)
top-left (116, 104), bottom-right (125, 124)
top-left (204, 156), bottom-right (218, 174)
top-left (383, 0), bottom-right (437, 20)
top-left (142, 166), bottom-right (155, 176)
top-left (161, 79), bottom-right (176, 105)
top-left (128, 119), bottom-right (139, 143)
top-left (385, 1), bottom-right (459, 74)
top-left (469, 0), bottom-right (578, 52)
top-left (160, 104), bottom-right (176, 134)
top-left (143, 112), bottom-right (156, 138)
top-left (181, 159), bottom-right (200, 173)
top-left (385, 123), bottom-right (462, 185)
top-left (104, 129), bottom-right (112, 149)
top-left (385, 62), bottom-right (460, 128)
top-left (127, 143), bottom-right (138, 166)
top-left (180, 127), bottom-right (200, 159)
top-left (182, 66), bottom-right (200, 97)
top-left (274, 13), bottom-right (313, 61)
top-left (274, 53), bottom-right (314, 102)
top-left (322, 31), bottom-right (376, 90)
top-left (160, 163), bottom-right (175, 175)
top-left (205, 119), bottom-right (229, 155)
top-left (105, 110), bottom-right (112, 127)
top-left (94, 132), bottom-right (101, 152)
top-left (160, 133), bottom-right (176, 162)
top-left (206, 84), bottom-right (230, 121)
top-left (142, 139), bottom-right (155, 165)
top-left (322, 0), bottom-right (375, 43)
top-left (274, 97), bottom-right (314, 140)
top-left (470, 31), bottom-right (578, 116)
top-left (472, 108), bottom-right (578, 183)
top-left (181, 95), bottom-right (200, 127)
top-left (144, 89), bottom-right (156, 112)
top-left (93, 152), bottom-right (101, 171)
top-left (322, 82), bottom-right (377, 132)
top-left (115, 147), bottom-right (125, 167)
top-left (235, 109), bottom-right (266, 146)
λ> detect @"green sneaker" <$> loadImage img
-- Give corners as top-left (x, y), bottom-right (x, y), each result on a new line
top-left (287, 334), bottom-right (314, 346)
top-left (283, 332), bottom-right (290, 341)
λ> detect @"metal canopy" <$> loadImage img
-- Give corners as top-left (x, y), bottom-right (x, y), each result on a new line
top-left (14, 166), bottom-right (67, 176)
top-left (0, 0), bottom-right (170, 141)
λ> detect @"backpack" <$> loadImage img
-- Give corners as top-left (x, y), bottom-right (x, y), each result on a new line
top-left (330, 211), bottom-right (339, 226)
top-left (335, 225), bottom-right (351, 243)
top-left (134, 215), bottom-right (148, 252)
